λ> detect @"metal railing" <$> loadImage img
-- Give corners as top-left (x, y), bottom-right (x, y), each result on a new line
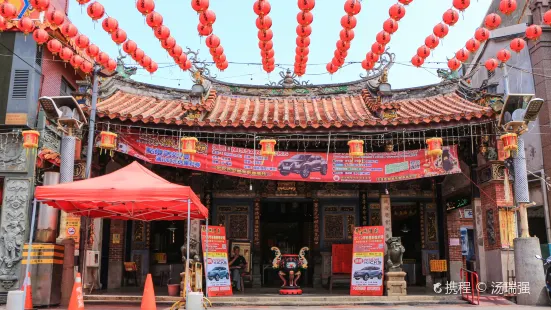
top-left (460, 268), bottom-right (480, 305)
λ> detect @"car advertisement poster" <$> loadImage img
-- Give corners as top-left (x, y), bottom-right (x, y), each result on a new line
top-left (201, 226), bottom-right (233, 297)
top-left (117, 132), bottom-right (460, 183)
top-left (350, 226), bottom-right (385, 296)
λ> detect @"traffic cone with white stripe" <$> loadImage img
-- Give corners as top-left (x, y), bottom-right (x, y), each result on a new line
top-left (68, 273), bottom-right (85, 310)
top-left (22, 272), bottom-right (34, 310)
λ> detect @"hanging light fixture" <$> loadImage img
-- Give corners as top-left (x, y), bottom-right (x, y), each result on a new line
top-left (167, 222), bottom-right (177, 244)
top-left (22, 130), bottom-right (40, 155)
top-left (348, 140), bottom-right (364, 157)
top-left (181, 137), bottom-right (198, 160)
top-left (99, 131), bottom-right (118, 156)
top-left (260, 139), bottom-right (277, 160)
top-left (401, 223), bottom-right (410, 233)
top-left (500, 133), bottom-right (518, 158)
top-left (426, 137), bottom-right (443, 158)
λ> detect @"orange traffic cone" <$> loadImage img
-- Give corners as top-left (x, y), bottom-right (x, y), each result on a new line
top-left (68, 273), bottom-right (85, 310)
top-left (141, 274), bottom-right (156, 310)
top-left (23, 272), bottom-right (34, 310)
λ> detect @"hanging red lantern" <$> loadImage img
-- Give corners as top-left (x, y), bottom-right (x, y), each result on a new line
top-left (137, 0), bottom-right (155, 15)
top-left (161, 36), bottom-right (176, 49)
top-left (0, 2), bottom-right (16, 19)
top-left (383, 18), bottom-right (398, 34)
top-left (47, 39), bottom-right (62, 55)
top-left (448, 58), bottom-right (461, 71)
top-left (99, 131), bottom-right (117, 155)
top-left (97, 51), bottom-right (110, 66)
top-left (175, 53), bottom-right (187, 65)
top-left (217, 60), bottom-right (229, 71)
top-left (75, 34), bottom-right (90, 49)
top-left (102, 17), bottom-right (119, 34)
top-left (191, 0), bottom-right (209, 13)
top-left (500, 133), bottom-right (518, 158)
top-left (203, 34), bottom-right (219, 49)
top-left (46, 9), bottom-right (64, 27)
top-left (259, 139), bottom-right (277, 160)
top-left (60, 22), bottom-right (78, 38)
top-left (86, 44), bottom-right (100, 58)
top-left (0, 16), bottom-right (7, 32)
top-left (59, 47), bottom-right (73, 62)
top-left (76, 0), bottom-right (91, 5)
top-left (417, 45), bottom-right (430, 58)
top-left (17, 17), bottom-right (35, 35)
top-left (264, 57), bottom-right (275, 66)
top-left (106, 58), bottom-right (117, 71)
top-left (261, 48), bottom-right (275, 59)
top-left (544, 9), bottom-right (551, 26)
top-left (340, 29), bottom-right (355, 41)
top-left (197, 23), bottom-right (213, 36)
top-left (376, 31), bottom-right (390, 45)
top-left (340, 15), bottom-right (357, 29)
top-left (526, 25), bottom-right (543, 40)
top-left (154, 25), bottom-right (170, 40)
top-left (296, 36), bottom-right (310, 48)
top-left (132, 48), bottom-right (145, 62)
top-left (499, 0), bottom-right (517, 16)
top-left (258, 29), bottom-right (273, 41)
top-left (22, 130), bottom-right (40, 151)
top-left (334, 49), bottom-right (347, 60)
top-left (326, 62), bottom-right (338, 73)
top-left (426, 138), bottom-right (443, 158)
top-left (485, 13), bottom-right (501, 30)
top-left (344, 0), bottom-right (361, 16)
top-left (453, 0), bottom-right (470, 11)
top-left (123, 40), bottom-right (137, 54)
top-left (365, 51), bottom-right (379, 63)
top-left (411, 55), bottom-right (424, 67)
top-left (371, 42), bottom-right (385, 55)
top-left (87, 2), bottom-right (105, 20)
top-left (399, 0), bottom-right (413, 4)
top-left (253, 0), bottom-right (271, 16)
top-left (69, 54), bottom-right (84, 70)
top-left (510, 38), bottom-right (525, 53)
top-left (337, 40), bottom-right (351, 51)
top-left (466, 38), bottom-right (481, 53)
top-left (474, 27), bottom-right (490, 42)
top-left (425, 34), bottom-right (439, 49)
top-left (259, 40), bottom-right (273, 51)
top-left (180, 137), bottom-right (199, 159)
top-left (433, 22), bottom-right (449, 38)
top-left (146, 61), bottom-right (158, 73)
top-left (297, 11), bottom-right (313, 26)
top-left (140, 55), bottom-right (152, 68)
top-left (332, 57), bottom-right (344, 68)
top-left (256, 15), bottom-right (272, 30)
top-left (497, 49), bottom-right (511, 62)
top-left (455, 48), bottom-right (470, 62)
top-left (146, 11), bottom-right (163, 28)
top-left (30, 0), bottom-right (50, 12)
top-left (180, 59), bottom-right (192, 71)
top-left (389, 4), bottom-right (406, 21)
top-left (485, 58), bottom-right (499, 71)
top-left (32, 29), bottom-right (49, 45)
top-left (295, 54), bottom-right (307, 63)
top-left (80, 61), bottom-right (93, 74)
top-left (296, 25), bottom-right (312, 37)
top-left (170, 45), bottom-right (183, 58)
top-left (296, 47), bottom-right (309, 56)
top-left (443, 9), bottom-right (459, 26)
top-left (348, 140), bottom-right (364, 157)
top-left (361, 59), bottom-right (374, 70)
top-left (199, 9), bottom-right (216, 25)
top-left (298, 0), bottom-right (315, 11)
top-left (111, 28), bottom-right (127, 45)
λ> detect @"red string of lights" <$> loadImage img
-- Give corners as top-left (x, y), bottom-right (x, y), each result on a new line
top-left (327, 0), bottom-right (361, 74)
top-left (294, 0), bottom-right (315, 76)
top-left (254, 0), bottom-right (274, 73)
top-left (192, 0), bottom-right (228, 71)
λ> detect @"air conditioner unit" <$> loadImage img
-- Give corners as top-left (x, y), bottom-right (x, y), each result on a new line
top-left (86, 250), bottom-right (100, 268)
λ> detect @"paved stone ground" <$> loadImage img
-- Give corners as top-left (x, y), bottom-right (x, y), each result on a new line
top-left (0, 305), bottom-right (539, 309)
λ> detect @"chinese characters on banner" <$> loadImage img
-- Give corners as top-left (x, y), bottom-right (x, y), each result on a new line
top-left (201, 226), bottom-right (233, 297)
top-left (350, 226), bottom-right (385, 296)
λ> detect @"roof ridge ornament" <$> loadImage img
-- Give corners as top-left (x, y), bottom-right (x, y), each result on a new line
top-left (266, 69), bottom-right (313, 88)
top-left (116, 49), bottom-right (137, 78)
top-left (360, 48), bottom-right (395, 82)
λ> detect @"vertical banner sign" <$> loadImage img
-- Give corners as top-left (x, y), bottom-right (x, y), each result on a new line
top-left (201, 226), bottom-right (233, 296)
top-left (350, 226), bottom-right (385, 296)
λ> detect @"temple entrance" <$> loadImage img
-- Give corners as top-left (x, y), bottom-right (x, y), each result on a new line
top-left (260, 199), bottom-right (314, 287)
top-left (391, 203), bottom-right (424, 286)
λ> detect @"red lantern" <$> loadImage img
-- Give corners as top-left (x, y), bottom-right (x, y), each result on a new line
top-left (17, 17), bottom-right (35, 35)
top-left (433, 22), bottom-right (449, 38)
top-left (297, 11), bottom-right (313, 26)
top-left (253, 0), bottom-right (271, 16)
top-left (258, 29), bottom-right (273, 41)
top-left (443, 9), bottom-right (459, 26)
top-left (383, 18), bottom-right (398, 34)
top-left (180, 137), bottom-right (199, 159)
top-left (365, 51), bottom-right (379, 63)
top-left (340, 15), bottom-right (357, 29)
top-left (30, 0), bottom-right (50, 12)
top-left (336, 40), bottom-right (351, 52)
top-left (60, 22), bottom-right (78, 38)
top-left (32, 29), bottom-right (49, 45)
top-left (146, 12), bottom-right (163, 28)
top-left (526, 25), bottom-right (542, 40)
top-left (296, 36), bottom-right (310, 48)
top-left (80, 61), bottom-right (93, 74)
top-left (197, 24), bottom-right (213, 36)
top-left (136, 0), bottom-right (155, 15)
top-left (70, 54), bottom-right (84, 70)
top-left (426, 138), bottom-right (443, 158)
top-left (334, 49), bottom-right (347, 60)
top-left (295, 54), bottom-right (307, 63)
top-left (75, 34), bottom-right (90, 49)
top-left (448, 58), bottom-right (461, 71)
top-left (499, 0), bottom-right (517, 16)
top-left (296, 47), bottom-right (309, 56)
top-left (389, 4), bottom-right (406, 21)
top-left (259, 40), bottom-right (273, 51)
top-left (46, 9), bottom-right (65, 27)
top-left (106, 58), bottom-right (117, 71)
top-left (86, 44), bottom-right (100, 58)
top-left (22, 130), bottom-right (40, 151)
top-left (455, 48), bottom-right (470, 62)
top-left (340, 29), bottom-right (355, 41)
top-left (376, 31), bottom-right (390, 45)
top-left (132, 48), bottom-right (145, 62)
top-left (87, 2), bottom-right (105, 20)
top-left (497, 49), bottom-right (511, 63)
top-left (170, 45), bottom-right (183, 58)
top-left (47, 39), bottom-right (62, 55)
top-left (206, 34), bottom-right (221, 48)
top-left (474, 27), bottom-right (490, 42)
top-left (123, 40), bottom-right (137, 54)
top-left (371, 42), bottom-right (385, 55)
top-left (298, 0), bottom-right (315, 11)
top-left (154, 25), bottom-right (170, 40)
top-left (97, 51), bottom-right (110, 66)
top-left (466, 38), bottom-right (481, 53)
top-left (175, 53), bottom-right (187, 65)
top-left (102, 17), bottom-right (119, 34)
top-left (348, 140), bottom-right (364, 157)
top-left (500, 133), bottom-right (518, 158)
top-left (99, 131), bottom-right (117, 155)
top-left (191, 0), bottom-right (209, 13)
top-left (0, 16), bottom-right (7, 32)
top-left (296, 25), bottom-right (312, 37)
top-left (217, 60), bottom-right (228, 71)
top-left (330, 57), bottom-right (342, 67)
top-left (199, 9), bottom-right (216, 25)
top-left (510, 38), bottom-right (525, 53)
top-left (59, 47), bottom-right (73, 62)
top-left (411, 55), bottom-right (424, 67)
top-left (258, 139), bottom-right (276, 160)
top-left (140, 55), bottom-right (152, 68)
top-left (264, 57), bottom-right (275, 66)
top-left (0, 2), bottom-right (16, 19)
top-left (425, 34), bottom-right (439, 49)
top-left (161, 36), bottom-right (176, 50)
top-left (361, 59), bottom-right (374, 70)
top-left (256, 15), bottom-right (272, 30)
top-left (76, 0), bottom-right (91, 5)
top-left (326, 62), bottom-right (338, 73)
top-left (111, 28), bottom-right (127, 45)
top-left (485, 58), bottom-right (499, 71)
top-left (344, 0), bottom-right (361, 16)
top-left (181, 59), bottom-right (192, 71)
top-left (146, 61), bottom-right (158, 73)
top-left (485, 13), bottom-right (501, 30)
top-left (399, 0), bottom-right (413, 4)
top-left (261, 49), bottom-right (275, 59)
top-left (544, 9), bottom-right (551, 26)
top-left (453, 0), bottom-right (470, 11)
top-left (417, 45), bottom-right (430, 58)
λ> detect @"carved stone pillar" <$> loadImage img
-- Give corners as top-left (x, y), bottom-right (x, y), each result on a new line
top-left (380, 194), bottom-right (392, 242)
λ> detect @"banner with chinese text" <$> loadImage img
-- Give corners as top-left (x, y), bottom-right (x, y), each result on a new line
top-left (117, 133), bottom-right (460, 183)
top-left (350, 226), bottom-right (385, 296)
top-left (201, 226), bottom-right (233, 297)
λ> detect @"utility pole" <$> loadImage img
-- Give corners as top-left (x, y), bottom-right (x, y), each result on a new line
top-left (85, 66), bottom-right (100, 179)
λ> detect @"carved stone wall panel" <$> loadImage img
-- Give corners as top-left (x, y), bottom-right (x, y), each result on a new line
top-left (228, 214), bottom-right (249, 240)
top-left (0, 133), bottom-right (27, 173)
top-left (324, 215), bottom-right (344, 240)
top-left (0, 178), bottom-right (31, 291)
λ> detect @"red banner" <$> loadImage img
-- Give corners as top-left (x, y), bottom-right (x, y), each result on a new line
top-left (116, 133), bottom-right (460, 183)
top-left (201, 226), bottom-right (233, 297)
top-left (350, 226), bottom-right (385, 296)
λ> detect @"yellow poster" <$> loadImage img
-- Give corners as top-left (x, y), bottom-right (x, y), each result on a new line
top-left (65, 215), bottom-right (81, 249)
top-left (499, 209), bottom-right (516, 248)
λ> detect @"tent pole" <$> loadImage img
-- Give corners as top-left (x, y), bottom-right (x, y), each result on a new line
top-left (23, 198), bottom-right (38, 310)
top-left (186, 199), bottom-right (191, 294)
top-left (205, 217), bottom-right (209, 298)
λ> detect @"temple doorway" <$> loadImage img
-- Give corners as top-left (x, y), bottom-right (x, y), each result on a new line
top-left (391, 203), bottom-right (424, 286)
top-left (260, 199), bottom-right (314, 287)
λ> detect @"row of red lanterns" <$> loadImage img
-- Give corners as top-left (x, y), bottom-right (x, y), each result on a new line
top-left (327, 0), bottom-right (362, 74)
top-left (254, 0), bottom-right (274, 73)
top-left (362, 0), bottom-right (411, 72)
top-left (191, 0), bottom-right (228, 71)
top-left (293, 0), bottom-right (315, 76)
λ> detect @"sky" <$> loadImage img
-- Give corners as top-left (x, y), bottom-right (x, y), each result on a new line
top-left (68, 0), bottom-right (492, 90)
